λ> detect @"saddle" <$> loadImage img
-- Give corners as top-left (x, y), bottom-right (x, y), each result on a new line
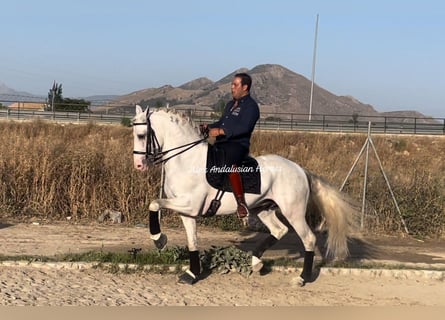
top-left (202, 144), bottom-right (261, 218)
top-left (205, 144), bottom-right (261, 194)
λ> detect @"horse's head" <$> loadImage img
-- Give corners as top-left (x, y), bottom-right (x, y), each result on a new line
top-left (132, 104), bottom-right (159, 171)
top-left (132, 104), bottom-right (202, 171)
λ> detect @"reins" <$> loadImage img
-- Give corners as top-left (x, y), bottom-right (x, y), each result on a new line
top-left (148, 137), bottom-right (207, 165)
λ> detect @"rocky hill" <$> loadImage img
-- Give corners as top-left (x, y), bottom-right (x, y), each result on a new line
top-left (0, 82), bottom-right (43, 104)
top-left (94, 64), bottom-right (428, 119)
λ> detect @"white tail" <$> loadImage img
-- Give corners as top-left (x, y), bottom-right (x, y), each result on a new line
top-left (306, 171), bottom-right (360, 259)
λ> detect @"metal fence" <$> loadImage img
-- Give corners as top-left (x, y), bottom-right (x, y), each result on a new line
top-left (1, 106), bottom-right (444, 135)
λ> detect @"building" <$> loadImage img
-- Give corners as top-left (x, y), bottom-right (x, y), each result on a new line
top-left (8, 102), bottom-right (46, 111)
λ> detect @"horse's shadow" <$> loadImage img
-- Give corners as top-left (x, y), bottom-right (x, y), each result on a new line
top-left (234, 229), bottom-right (379, 283)
top-left (0, 223), bottom-right (13, 230)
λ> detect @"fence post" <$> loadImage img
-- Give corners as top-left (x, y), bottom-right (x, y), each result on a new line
top-left (290, 114), bottom-right (293, 130)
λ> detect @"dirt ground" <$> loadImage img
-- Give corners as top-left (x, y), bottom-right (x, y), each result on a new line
top-left (1, 221), bottom-right (444, 306)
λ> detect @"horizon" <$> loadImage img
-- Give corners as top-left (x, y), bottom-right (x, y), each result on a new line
top-left (1, 0), bottom-right (444, 118)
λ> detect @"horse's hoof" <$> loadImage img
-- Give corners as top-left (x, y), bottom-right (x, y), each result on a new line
top-left (178, 270), bottom-right (199, 285)
top-left (299, 270), bottom-right (312, 286)
top-left (292, 276), bottom-right (306, 287)
top-left (252, 261), bottom-right (263, 272)
top-left (153, 233), bottom-right (167, 250)
top-left (251, 256), bottom-right (263, 272)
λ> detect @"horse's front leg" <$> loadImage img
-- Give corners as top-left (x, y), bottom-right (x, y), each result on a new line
top-left (148, 197), bottom-right (201, 285)
top-left (148, 197), bottom-right (195, 251)
top-left (148, 201), bottom-right (168, 250)
top-left (177, 216), bottom-right (200, 285)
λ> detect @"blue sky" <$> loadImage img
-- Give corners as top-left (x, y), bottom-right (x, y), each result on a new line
top-left (1, 0), bottom-right (444, 117)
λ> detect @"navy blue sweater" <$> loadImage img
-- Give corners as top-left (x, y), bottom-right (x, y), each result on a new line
top-left (209, 94), bottom-right (260, 149)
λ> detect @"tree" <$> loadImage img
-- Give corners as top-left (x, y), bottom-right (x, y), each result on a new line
top-left (155, 100), bottom-right (164, 108)
top-left (47, 81), bottom-right (63, 110)
top-left (215, 100), bottom-right (226, 116)
top-left (47, 81), bottom-right (91, 112)
top-left (57, 97), bottom-right (91, 112)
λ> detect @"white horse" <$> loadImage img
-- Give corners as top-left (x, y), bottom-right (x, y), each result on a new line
top-left (132, 105), bottom-right (359, 285)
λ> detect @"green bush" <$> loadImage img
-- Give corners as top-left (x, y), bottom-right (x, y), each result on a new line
top-left (120, 117), bottom-right (132, 127)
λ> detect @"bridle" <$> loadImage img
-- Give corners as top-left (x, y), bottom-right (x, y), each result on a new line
top-left (132, 110), bottom-right (208, 165)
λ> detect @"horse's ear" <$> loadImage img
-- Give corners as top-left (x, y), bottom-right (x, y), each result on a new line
top-left (135, 104), bottom-right (143, 114)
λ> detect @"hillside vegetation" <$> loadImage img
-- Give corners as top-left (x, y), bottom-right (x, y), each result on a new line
top-left (0, 120), bottom-right (443, 238)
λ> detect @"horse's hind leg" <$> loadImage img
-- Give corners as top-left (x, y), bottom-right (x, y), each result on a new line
top-left (251, 209), bottom-right (289, 272)
top-left (284, 204), bottom-right (317, 286)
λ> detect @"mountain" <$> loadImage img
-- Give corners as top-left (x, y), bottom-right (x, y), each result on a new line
top-left (98, 64), bottom-right (390, 118)
top-left (179, 77), bottom-right (214, 90)
top-left (84, 95), bottom-right (120, 102)
top-left (3, 65), bottom-right (433, 119)
top-left (83, 95), bottom-right (120, 111)
top-left (0, 82), bottom-right (15, 95)
top-left (0, 82), bottom-right (117, 110)
top-left (0, 82), bottom-right (44, 104)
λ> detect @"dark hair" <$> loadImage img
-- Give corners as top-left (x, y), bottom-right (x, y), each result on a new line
top-left (235, 72), bottom-right (252, 92)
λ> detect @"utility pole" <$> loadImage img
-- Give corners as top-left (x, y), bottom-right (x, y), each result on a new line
top-left (309, 13), bottom-right (319, 122)
top-left (51, 81), bottom-right (56, 120)
top-left (51, 89), bottom-right (55, 119)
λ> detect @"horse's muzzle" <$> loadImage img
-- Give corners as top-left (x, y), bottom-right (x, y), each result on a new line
top-left (134, 154), bottom-right (148, 171)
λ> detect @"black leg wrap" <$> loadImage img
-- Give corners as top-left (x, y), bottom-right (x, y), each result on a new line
top-left (189, 250), bottom-right (201, 277)
top-left (252, 234), bottom-right (278, 258)
top-left (178, 250), bottom-right (201, 285)
top-left (300, 251), bottom-right (315, 283)
top-left (149, 210), bottom-right (161, 235)
top-left (178, 251), bottom-right (201, 285)
top-left (153, 233), bottom-right (167, 250)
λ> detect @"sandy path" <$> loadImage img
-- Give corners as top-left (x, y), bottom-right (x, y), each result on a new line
top-left (0, 222), bottom-right (444, 306)
top-left (1, 264), bottom-right (444, 306)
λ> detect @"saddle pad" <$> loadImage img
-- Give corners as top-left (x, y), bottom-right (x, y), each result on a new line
top-left (205, 144), bottom-right (261, 194)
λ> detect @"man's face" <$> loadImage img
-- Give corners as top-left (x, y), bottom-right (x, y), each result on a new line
top-left (231, 77), bottom-right (248, 100)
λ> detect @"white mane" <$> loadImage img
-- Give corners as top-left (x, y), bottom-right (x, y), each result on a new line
top-left (133, 107), bottom-right (200, 132)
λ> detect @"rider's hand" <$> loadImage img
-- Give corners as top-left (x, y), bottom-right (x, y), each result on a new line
top-left (208, 128), bottom-right (223, 137)
top-left (199, 124), bottom-right (209, 136)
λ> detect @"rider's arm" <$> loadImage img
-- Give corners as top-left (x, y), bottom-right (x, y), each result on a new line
top-left (220, 98), bottom-right (259, 139)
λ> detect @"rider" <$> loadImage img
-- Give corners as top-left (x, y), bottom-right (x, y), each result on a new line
top-left (201, 72), bottom-right (260, 219)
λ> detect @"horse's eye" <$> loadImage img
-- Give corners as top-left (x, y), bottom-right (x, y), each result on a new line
top-left (137, 134), bottom-right (145, 139)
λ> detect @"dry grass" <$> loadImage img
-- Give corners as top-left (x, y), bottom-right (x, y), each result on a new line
top-left (0, 121), bottom-right (444, 238)
top-left (251, 130), bottom-right (445, 238)
top-left (0, 120), bottom-right (159, 225)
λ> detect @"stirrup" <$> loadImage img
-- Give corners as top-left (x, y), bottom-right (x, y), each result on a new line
top-left (237, 203), bottom-right (249, 219)
top-left (203, 199), bottom-right (221, 217)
